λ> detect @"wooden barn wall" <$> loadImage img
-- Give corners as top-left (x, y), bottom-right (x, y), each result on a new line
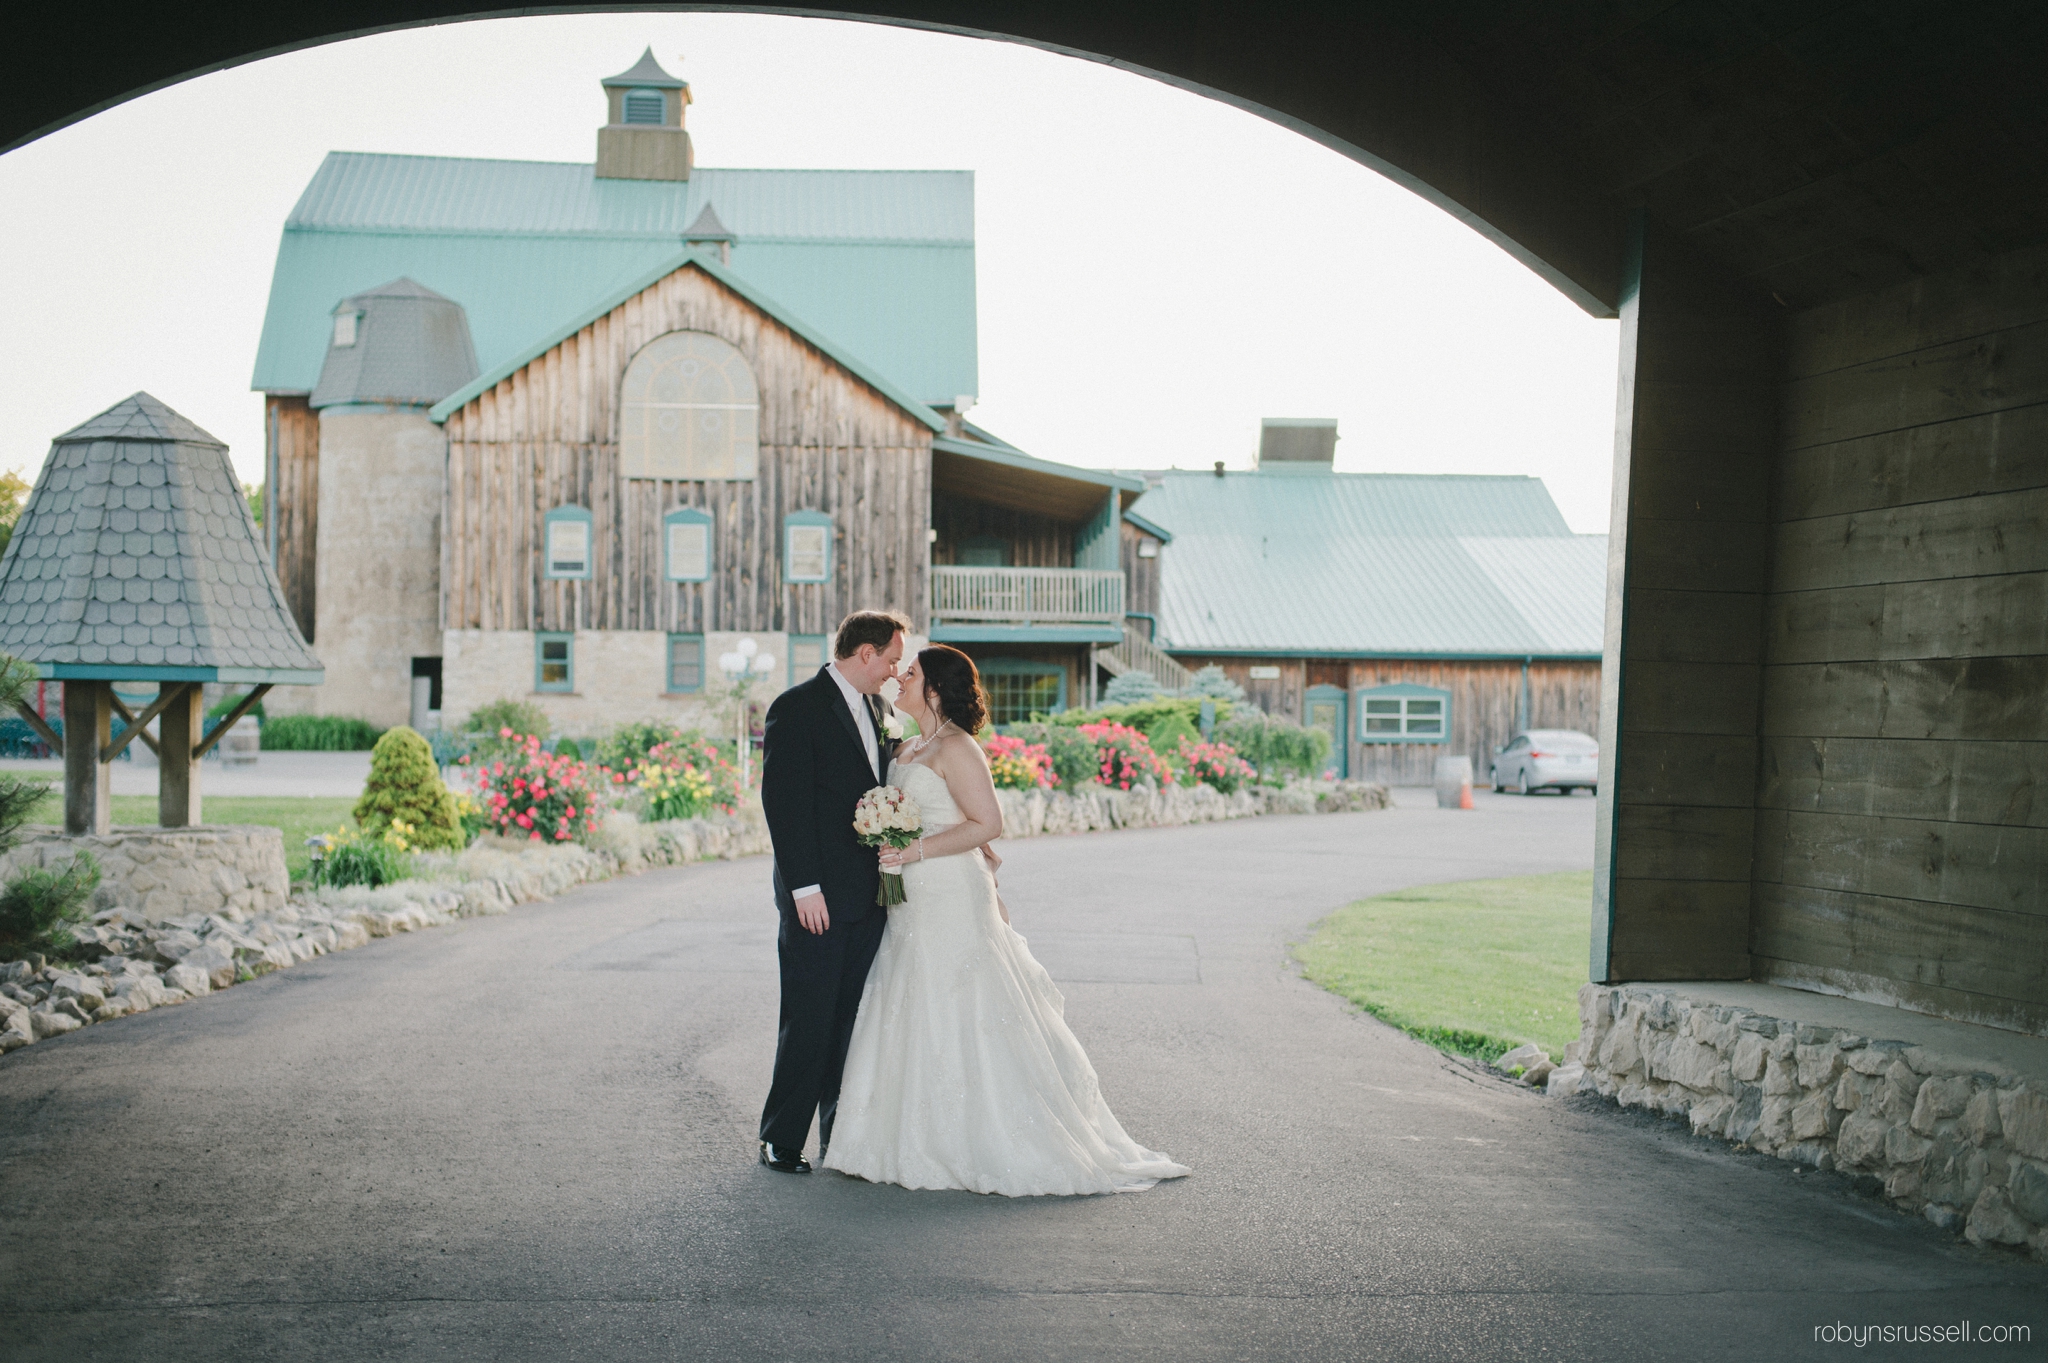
top-left (931, 490), bottom-right (1074, 567)
top-left (1119, 520), bottom-right (1162, 621)
top-left (1751, 240), bottom-right (2048, 1035)
top-left (1168, 656), bottom-right (1601, 785)
top-left (265, 394), bottom-right (319, 642)
top-left (440, 265), bottom-right (932, 638)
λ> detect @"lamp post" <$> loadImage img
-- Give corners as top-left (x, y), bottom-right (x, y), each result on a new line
top-left (717, 638), bottom-right (776, 788)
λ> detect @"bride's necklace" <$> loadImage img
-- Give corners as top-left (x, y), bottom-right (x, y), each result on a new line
top-left (902, 719), bottom-right (952, 760)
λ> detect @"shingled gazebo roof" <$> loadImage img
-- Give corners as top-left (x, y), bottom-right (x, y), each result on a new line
top-left (0, 393), bottom-right (323, 683)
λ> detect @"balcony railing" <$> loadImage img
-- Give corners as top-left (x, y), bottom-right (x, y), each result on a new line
top-left (930, 566), bottom-right (1125, 626)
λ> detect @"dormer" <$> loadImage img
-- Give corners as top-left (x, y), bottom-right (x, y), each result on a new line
top-left (596, 49), bottom-right (692, 182)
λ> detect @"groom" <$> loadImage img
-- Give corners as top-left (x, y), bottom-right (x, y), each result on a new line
top-left (757, 608), bottom-right (908, 1173)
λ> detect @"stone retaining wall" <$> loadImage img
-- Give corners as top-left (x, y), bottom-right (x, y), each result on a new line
top-left (995, 779), bottom-right (1389, 838)
top-left (0, 826), bottom-right (289, 921)
top-left (1550, 983), bottom-right (2048, 1256)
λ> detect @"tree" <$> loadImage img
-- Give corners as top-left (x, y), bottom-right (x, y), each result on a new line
top-left (1185, 664), bottom-right (1247, 703)
top-left (353, 726), bottom-right (466, 851)
top-left (1103, 671), bottom-right (1163, 705)
top-left (0, 469), bottom-right (30, 563)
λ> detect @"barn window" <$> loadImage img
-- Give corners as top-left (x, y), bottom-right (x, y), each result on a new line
top-left (978, 659), bottom-right (1066, 725)
top-left (544, 504), bottom-right (593, 580)
top-left (667, 634), bottom-right (704, 692)
top-left (623, 88), bottom-right (665, 124)
top-left (1356, 683), bottom-right (1452, 743)
top-left (535, 633), bottom-right (574, 692)
top-left (788, 634), bottom-right (827, 685)
top-left (619, 331), bottom-right (760, 481)
top-left (784, 510), bottom-right (832, 584)
top-left (664, 506), bottom-right (713, 582)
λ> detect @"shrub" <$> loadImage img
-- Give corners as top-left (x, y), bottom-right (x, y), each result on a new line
top-left (597, 719), bottom-right (696, 773)
top-left (553, 736), bottom-right (586, 761)
top-left (1103, 670), bottom-right (1164, 705)
top-left (984, 732), bottom-right (1057, 790)
top-left (263, 715), bottom-right (383, 751)
top-left (1078, 721), bottom-right (1174, 791)
top-left (449, 790), bottom-right (489, 843)
top-left (1215, 709), bottom-right (1331, 783)
top-left (1184, 664), bottom-right (1247, 703)
top-left (1177, 737), bottom-right (1256, 794)
top-left (630, 737), bottom-right (742, 821)
top-left (1000, 723), bottom-right (1099, 790)
top-left (353, 726), bottom-right (466, 851)
top-left (472, 732), bottom-right (607, 843)
top-left (306, 827), bottom-right (413, 888)
top-left (0, 853), bottom-right (100, 958)
top-left (462, 698), bottom-right (550, 763)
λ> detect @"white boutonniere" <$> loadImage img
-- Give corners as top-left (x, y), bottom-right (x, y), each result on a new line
top-left (882, 712), bottom-right (908, 741)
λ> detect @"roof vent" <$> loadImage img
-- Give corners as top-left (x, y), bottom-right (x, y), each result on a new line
top-left (1257, 418), bottom-right (1338, 469)
top-left (597, 49), bottom-right (693, 182)
top-left (684, 202), bottom-right (735, 266)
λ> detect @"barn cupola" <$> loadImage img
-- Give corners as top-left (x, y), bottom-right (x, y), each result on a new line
top-left (684, 202), bottom-right (735, 266)
top-left (1256, 418), bottom-right (1339, 472)
top-left (597, 49), bottom-right (693, 182)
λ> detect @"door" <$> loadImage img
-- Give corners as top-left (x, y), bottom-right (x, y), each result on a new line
top-left (1304, 684), bottom-right (1348, 778)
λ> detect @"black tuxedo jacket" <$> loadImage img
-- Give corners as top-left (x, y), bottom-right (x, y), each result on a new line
top-left (760, 666), bottom-right (893, 923)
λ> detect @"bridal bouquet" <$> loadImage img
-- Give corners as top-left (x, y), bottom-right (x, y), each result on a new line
top-left (854, 785), bottom-right (924, 906)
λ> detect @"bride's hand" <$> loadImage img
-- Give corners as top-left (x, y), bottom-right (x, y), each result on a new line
top-left (878, 846), bottom-right (903, 872)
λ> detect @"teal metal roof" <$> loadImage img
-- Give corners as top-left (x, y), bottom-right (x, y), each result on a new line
top-left (253, 153), bottom-right (977, 405)
top-left (430, 249), bottom-right (945, 433)
top-left (932, 435), bottom-right (1146, 494)
top-left (1128, 471), bottom-right (1607, 657)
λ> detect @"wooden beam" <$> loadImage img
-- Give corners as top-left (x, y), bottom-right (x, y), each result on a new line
top-left (104, 691), bottom-right (162, 758)
top-left (10, 701), bottom-right (59, 752)
top-left (157, 682), bottom-right (204, 827)
top-left (190, 684), bottom-right (270, 760)
top-left (62, 681), bottom-right (110, 837)
top-left (100, 683), bottom-right (188, 763)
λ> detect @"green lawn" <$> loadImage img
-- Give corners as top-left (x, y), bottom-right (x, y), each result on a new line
top-left (23, 793), bottom-right (360, 882)
top-left (1295, 870), bottom-right (1593, 1064)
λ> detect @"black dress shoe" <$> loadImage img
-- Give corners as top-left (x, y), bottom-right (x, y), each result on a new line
top-left (759, 1141), bottom-right (812, 1173)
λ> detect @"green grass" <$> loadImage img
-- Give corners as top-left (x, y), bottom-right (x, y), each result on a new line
top-left (1295, 870), bottom-right (1593, 1065)
top-left (22, 792), bottom-right (360, 883)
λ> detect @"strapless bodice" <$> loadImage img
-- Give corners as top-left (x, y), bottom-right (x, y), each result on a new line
top-left (889, 760), bottom-right (962, 831)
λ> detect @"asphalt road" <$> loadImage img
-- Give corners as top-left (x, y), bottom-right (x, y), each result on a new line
top-left (2, 790), bottom-right (2041, 1360)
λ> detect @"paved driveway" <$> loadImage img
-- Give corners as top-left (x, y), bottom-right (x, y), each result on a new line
top-left (1, 792), bottom-right (2040, 1360)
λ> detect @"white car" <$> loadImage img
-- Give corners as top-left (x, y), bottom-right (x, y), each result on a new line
top-left (1490, 729), bottom-right (1599, 795)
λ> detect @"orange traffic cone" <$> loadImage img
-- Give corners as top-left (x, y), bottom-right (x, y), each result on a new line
top-left (1458, 780), bottom-right (1475, 810)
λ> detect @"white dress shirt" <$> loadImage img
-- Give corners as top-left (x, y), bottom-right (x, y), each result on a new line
top-left (792, 661), bottom-right (879, 902)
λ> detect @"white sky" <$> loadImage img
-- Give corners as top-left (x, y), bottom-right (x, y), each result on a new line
top-left (0, 13), bottom-right (1619, 532)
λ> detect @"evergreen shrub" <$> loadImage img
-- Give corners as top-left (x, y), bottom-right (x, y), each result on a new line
top-left (353, 726), bottom-right (466, 851)
top-left (0, 854), bottom-right (99, 959)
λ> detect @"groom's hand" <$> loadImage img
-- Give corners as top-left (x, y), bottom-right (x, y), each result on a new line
top-left (794, 890), bottom-right (830, 935)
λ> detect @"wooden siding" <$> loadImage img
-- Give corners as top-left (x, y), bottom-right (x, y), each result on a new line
top-left (1597, 222), bottom-right (1781, 984)
top-left (439, 264), bottom-right (932, 637)
top-left (1170, 656), bottom-right (1600, 785)
top-left (932, 489), bottom-right (1074, 567)
top-left (265, 394), bottom-right (319, 642)
top-left (1753, 239), bottom-right (2048, 1034)
top-left (1119, 519), bottom-right (1162, 621)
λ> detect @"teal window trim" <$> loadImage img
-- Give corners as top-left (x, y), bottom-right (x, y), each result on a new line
top-left (1356, 682), bottom-right (1451, 744)
top-left (978, 656), bottom-right (1068, 724)
top-left (783, 509), bottom-right (833, 584)
top-left (666, 633), bottom-right (704, 694)
top-left (663, 506), bottom-right (714, 582)
top-left (535, 632), bottom-right (575, 693)
top-left (544, 504), bottom-right (594, 581)
top-left (788, 634), bottom-right (828, 686)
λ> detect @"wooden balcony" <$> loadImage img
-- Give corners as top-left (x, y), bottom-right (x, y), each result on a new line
top-left (929, 566), bottom-right (1125, 627)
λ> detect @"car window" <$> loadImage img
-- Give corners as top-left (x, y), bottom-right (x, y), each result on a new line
top-left (1529, 730), bottom-right (1597, 751)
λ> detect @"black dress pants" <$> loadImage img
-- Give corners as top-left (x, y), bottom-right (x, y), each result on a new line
top-left (759, 902), bottom-right (887, 1152)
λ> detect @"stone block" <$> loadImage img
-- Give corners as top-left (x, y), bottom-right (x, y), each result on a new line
top-left (1755, 1096), bottom-right (1795, 1149)
top-left (1795, 1042), bottom-right (1843, 1090)
top-left (1883, 1060), bottom-right (1925, 1122)
top-left (1649, 1036), bottom-right (1724, 1092)
top-left (1999, 1087), bottom-right (2048, 1162)
top-left (30, 1009), bottom-right (80, 1038)
top-left (1730, 1032), bottom-right (1767, 1082)
top-left (1965, 1186), bottom-right (2030, 1246)
top-left (163, 963), bottom-right (210, 997)
top-left (1791, 1090), bottom-right (1839, 1141)
top-left (1910, 1075), bottom-right (1973, 1135)
top-left (1726, 1086), bottom-right (1764, 1144)
top-left (1598, 1024), bottom-right (1642, 1077)
top-left (1845, 1043), bottom-right (1901, 1076)
top-left (1762, 1053), bottom-right (1799, 1097)
top-left (1886, 1164), bottom-right (1923, 1202)
top-left (1886, 1127), bottom-right (1934, 1167)
top-left (1688, 1094), bottom-right (1735, 1137)
top-left (1837, 1111), bottom-right (1890, 1168)
top-left (2006, 1160), bottom-right (2048, 1225)
top-left (181, 940), bottom-right (236, 991)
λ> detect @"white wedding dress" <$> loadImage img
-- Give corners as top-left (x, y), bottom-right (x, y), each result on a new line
top-left (821, 760), bottom-right (1190, 1196)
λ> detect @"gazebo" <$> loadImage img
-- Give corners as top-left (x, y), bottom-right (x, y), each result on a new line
top-left (0, 393), bottom-right (322, 835)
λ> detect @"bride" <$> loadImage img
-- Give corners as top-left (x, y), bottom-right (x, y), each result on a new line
top-left (821, 645), bottom-right (1190, 1196)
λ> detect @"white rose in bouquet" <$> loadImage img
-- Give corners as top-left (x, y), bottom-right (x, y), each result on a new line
top-left (854, 785), bottom-right (924, 906)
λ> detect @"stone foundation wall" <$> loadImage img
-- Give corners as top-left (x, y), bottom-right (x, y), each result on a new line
top-left (1552, 983), bottom-right (2048, 1256)
top-left (0, 826), bottom-right (289, 921)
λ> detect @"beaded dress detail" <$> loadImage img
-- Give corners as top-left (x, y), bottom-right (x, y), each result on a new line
top-left (821, 760), bottom-right (1189, 1195)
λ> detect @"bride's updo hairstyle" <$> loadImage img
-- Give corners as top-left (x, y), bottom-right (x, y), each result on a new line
top-left (915, 645), bottom-right (988, 735)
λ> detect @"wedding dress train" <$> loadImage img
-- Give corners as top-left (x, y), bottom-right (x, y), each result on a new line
top-left (821, 761), bottom-right (1190, 1196)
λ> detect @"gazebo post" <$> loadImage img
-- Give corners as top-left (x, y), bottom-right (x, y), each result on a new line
top-left (62, 680), bottom-right (111, 836)
top-left (158, 681), bottom-right (204, 827)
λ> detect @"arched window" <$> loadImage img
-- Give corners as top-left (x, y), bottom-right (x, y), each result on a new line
top-left (623, 88), bottom-right (665, 125)
top-left (619, 331), bottom-right (760, 481)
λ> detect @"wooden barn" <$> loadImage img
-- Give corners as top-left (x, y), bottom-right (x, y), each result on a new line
top-left (1119, 420), bottom-right (1607, 784)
